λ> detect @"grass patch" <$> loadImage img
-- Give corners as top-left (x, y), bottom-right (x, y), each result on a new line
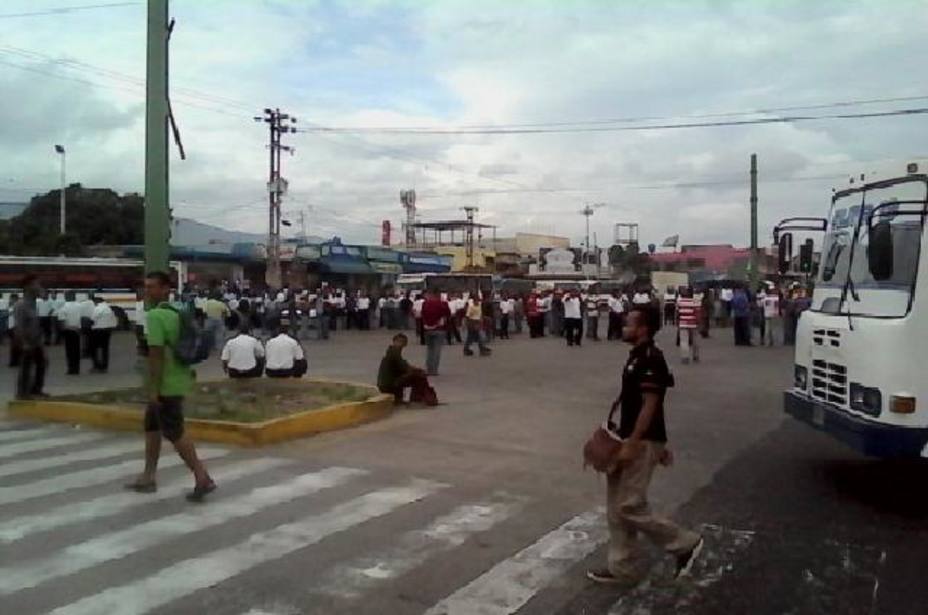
top-left (55, 380), bottom-right (375, 423)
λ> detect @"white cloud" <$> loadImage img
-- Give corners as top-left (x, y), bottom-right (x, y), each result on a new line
top-left (1, 0), bottom-right (927, 247)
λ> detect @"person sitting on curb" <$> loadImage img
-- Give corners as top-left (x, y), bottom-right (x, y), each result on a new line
top-left (265, 322), bottom-right (307, 378)
top-left (377, 333), bottom-right (438, 406)
top-left (220, 326), bottom-right (265, 379)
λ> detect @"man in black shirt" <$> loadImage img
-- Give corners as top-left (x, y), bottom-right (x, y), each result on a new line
top-left (587, 304), bottom-right (703, 586)
top-left (377, 333), bottom-right (438, 406)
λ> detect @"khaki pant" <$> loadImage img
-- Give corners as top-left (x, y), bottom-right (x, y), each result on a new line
top-left (606, 440), bottom-right (700, 582)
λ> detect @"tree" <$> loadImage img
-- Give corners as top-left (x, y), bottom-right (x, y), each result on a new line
top-left (0, 184), bottom-right (144, 255)
top-left (608, 241), bottom-right (652, 275)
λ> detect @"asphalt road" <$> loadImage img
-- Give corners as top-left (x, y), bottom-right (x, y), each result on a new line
top-left (1, 323), bottom-right (923, 614)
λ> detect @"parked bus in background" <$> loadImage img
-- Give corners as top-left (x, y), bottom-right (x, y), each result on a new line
top-left (0, 256), bottom-right (181, 328)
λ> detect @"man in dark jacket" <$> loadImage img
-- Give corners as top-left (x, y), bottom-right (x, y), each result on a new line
top-left (377, 333), bottom-right (437, 406)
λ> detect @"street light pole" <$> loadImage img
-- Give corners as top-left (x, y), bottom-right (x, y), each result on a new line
top-left (55, 145), bottom-right (66, 235)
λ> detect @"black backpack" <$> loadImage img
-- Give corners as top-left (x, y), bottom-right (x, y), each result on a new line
top-left (166, 305), bottom-right (212, 365)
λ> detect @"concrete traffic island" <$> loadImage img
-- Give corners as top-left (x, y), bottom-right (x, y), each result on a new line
top-left (7, 379), bottom-right (394, 446)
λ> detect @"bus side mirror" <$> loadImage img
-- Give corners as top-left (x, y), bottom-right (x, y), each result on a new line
top-left (777, 232), bottom-right (793, 274)
top-left (868, 221), bottom-right (894, 281)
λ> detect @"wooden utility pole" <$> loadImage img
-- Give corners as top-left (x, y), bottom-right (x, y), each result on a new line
top-left (749, 153), bottom-right (759, 290)
top-left (144, 0), bottom-right (170, 275)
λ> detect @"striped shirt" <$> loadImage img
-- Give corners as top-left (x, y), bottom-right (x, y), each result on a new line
top-left (676, 297), bottom-right (700, 329)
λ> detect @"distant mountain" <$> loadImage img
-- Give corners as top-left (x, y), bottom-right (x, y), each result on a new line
top-left (172, 218), bottom-right (327, 249)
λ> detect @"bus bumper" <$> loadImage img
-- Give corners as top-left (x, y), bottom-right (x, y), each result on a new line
top-left (784, 391), bottom-right (928, 458)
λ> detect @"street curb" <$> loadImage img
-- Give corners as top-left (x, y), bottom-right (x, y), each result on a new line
top-left (7, 380), bottom-right (394, 447)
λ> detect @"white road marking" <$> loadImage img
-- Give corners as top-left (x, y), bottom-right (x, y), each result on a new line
top-left (0, 466), bottom-right (366, 593)
top-left (425, 510), bottom-right (607, 615)
top-left (0, 432), bottom-right (103, 460)
top-left (314, 493), bottom-right (525, 599)
top-left (0, 426), bottom-right (60, 443)
top-left (0, 440), bottom-right (139, 480)
top-left (0, 448), bottom-right (227, 507)
top-left (49, 479), bottom-right (445, 615)
top-left (0, 457), bottom-right (287, 544)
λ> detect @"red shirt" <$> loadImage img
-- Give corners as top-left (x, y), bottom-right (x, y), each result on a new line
top-left (421, 298), bottom-right (451, 330)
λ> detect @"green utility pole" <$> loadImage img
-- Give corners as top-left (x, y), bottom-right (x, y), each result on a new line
top-left (749, 153), bottom-right (758, 290)
top-left (144, 0), bottom-right (170, 275)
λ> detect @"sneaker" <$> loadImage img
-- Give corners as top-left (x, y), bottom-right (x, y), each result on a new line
top-left (675, 537), bottom-right (704, 579)
top-left (586, 568), bottom-right (628, 585)
top-left (463, 349), bottom-right (474, 356)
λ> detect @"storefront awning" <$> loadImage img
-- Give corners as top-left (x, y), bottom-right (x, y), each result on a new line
top-left (318, 258), bottom-right (373, 275)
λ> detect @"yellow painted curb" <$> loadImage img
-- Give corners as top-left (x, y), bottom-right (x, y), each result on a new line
top-left (7, 381), bottom-right (394, 447)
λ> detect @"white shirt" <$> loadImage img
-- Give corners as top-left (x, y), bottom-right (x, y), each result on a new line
top-left (721, 288), bottom-right (734, 302)
top-left (357, 297), bottom-right (370, 311)
top-left (563, 297), bottom-right (582, 319)
top-left (79, 299), bottom-right (95, 320)
top-left (194, 296), bottom-right (208, 311)
top-left (228, 298), bottom-right (239, 311)
top-left (57, 301), bottom-right (83, 329)
top-left (221, 334), bottom-right (265, 371)
top-left (92, 302), bottom-right (118, 329)
top-left (377, 297), bottom-right (386, 309)
top-left (633, 292), bottom-right (651, 305)
top-left (36, 298), bottom-right (53, 318)
top-left (265, 334), bottom-right (304, 370)
top-left (500, 299), bottom-right (514, 315)
top-left (412, 298), bottom-right (424, 318)
top-left (608, 297), bottom-right (624, 313)
top-left (763, 294), bottom-right (780, 319)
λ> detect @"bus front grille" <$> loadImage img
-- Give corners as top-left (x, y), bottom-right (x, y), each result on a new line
top-left (811, 359), bottom-right (848, 405)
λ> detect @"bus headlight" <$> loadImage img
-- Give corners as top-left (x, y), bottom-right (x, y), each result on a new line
top-left (850, 383), bottom-right (882, 416)
top-left (794, 365), bottom-right (808, 391)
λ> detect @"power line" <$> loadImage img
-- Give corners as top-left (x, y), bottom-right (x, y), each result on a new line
top-left (291, 94), bottom-right (928, 132)
top-left (297, 107), bottom-right (928, 135)
top-left (0, 2), bottom-right (140, 19)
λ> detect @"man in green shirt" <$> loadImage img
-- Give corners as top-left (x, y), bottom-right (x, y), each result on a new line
top-left (126, 271), bottom-right (215, 502)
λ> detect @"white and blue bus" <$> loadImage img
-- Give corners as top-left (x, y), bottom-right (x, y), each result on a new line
top-left (780, 165), bottom-right (928, 457)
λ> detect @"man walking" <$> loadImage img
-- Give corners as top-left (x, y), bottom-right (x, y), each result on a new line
top-left (204, 292), bottom-right (230, 353)
top-left (587, 304), bottom-right (703, 586)
top-left (586, 293), bottom-right (600, 341)
top-left (126, 271), bottom-right (215, 502)
top-left (761, 285), bottom-right (782, 347)
top-left (463, 294), bottom-right (491, 357)
top-left (90, 296), bottom-right (118, 373)
top-left (731, 287), bottom-right (751, 346)
top-left (607, 291), bottom-right (625, 340)
top-left (498, 294), bottom-right (513, 339)
top-left (421, 289), bottom-right (451, 376)
top-left (676, 287), bottom-right (700, 363)
top-left (14, 275), bottom-right (47, 399)
top-left (563, 290), bottom-right (583, 347)
top-left (57, 291), bottom-right (83, 375)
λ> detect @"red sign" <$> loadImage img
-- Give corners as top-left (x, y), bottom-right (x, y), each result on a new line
top-left (381, 220), bottom-right (391, 246)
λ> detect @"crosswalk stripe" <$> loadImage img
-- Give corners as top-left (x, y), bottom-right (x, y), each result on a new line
top-left (424, 510), bottom-right (607, 615)
top-left (0, 440), bottom-right (139, 480)
top-left (0, 432), bottom-right (104, 460)
top-left (313, 493), bottom-right (526, 600)
top-left (0, 426), bottom-right (60, 443)
top-left (0, 457), bottom-right (289, 544)
top-left (0, 465), bottom-right (367, 594)
top-left (0, 448), bottom-right (227, 507)
top-left (49, 479), bottom-right (445, 615)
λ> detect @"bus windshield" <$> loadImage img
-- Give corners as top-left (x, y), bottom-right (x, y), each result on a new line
top-left (816, 177), bottom-right (927, 317)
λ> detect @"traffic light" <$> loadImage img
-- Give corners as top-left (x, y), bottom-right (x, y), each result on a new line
top-left (799, 239), bottom-right (814, 273)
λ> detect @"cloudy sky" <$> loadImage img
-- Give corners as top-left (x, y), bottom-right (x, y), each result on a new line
top-left (1, 0), bottom-right (926, 249)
